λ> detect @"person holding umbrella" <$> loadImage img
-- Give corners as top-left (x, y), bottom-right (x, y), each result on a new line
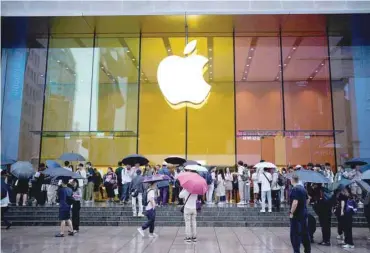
top-left (178, 168), bottom-right (208, 243)
top-left (55, 178), bottom-right (74, 237)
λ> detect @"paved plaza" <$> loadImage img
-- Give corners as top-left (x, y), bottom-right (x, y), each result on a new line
top-left (1, 226), bottom-right (370, 253)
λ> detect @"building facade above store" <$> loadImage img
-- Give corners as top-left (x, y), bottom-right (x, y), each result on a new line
top-left (2, 0), bottom-right (370, 17)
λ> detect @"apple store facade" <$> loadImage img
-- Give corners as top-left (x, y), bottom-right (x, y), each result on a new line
top-left (2, 14), bottom-right (370, 168)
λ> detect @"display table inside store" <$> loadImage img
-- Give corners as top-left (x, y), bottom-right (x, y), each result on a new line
top-left (4, 204), bottom-right (367, 227)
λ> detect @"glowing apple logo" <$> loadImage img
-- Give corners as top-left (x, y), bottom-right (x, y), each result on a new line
top-left (157, 40), bottom-right (211, 109)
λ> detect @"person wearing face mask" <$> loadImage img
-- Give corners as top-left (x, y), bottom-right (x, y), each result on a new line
top-left (289, 174), bottom-right (311, 253)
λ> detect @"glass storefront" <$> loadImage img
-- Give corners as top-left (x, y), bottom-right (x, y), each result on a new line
top-left (2, 14), bottom-right (370, 167)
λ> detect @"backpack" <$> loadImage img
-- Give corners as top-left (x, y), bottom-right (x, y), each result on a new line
top-left (206, 173), bottom-right (213, 185)
top-left (277, 173), bottom-right (286, 187)
top-left (241, 168), bottom-right (249, 181)
top-left (345, 199), bottom-right (358, 214)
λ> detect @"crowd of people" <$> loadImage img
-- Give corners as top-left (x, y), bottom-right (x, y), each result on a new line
top-left (1, 159), bottom-right (369, 248)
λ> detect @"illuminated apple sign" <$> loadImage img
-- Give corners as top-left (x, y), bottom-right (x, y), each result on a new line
top-left (157, 40), bottom-right (211, 109)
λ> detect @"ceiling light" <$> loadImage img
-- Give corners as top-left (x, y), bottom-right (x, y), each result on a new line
top-left (107, 73), bottom-right (110, 76)
top-left (57, 60), bottom-right (60, 63)
top-left (40, 74), bottom-right (44, 77)
top-left (127, 50), bottom-right (130, 53)
top-left (251, 48), bottom-right (254, 51)
top-left (210, 65), bottom-right (212, 67)
top-left (288, 56), bottom-right (291, 59)
top-left (284, 64), bottom-right (287, 66)
top-left (167, 49), bottom-right (171, 52)
top-left (141, 72), bottom-right (144, 75)
top-left (209, 57), bottom-right (212, 60)
top-left (309, 77), bottom-right (313, 79)
top-left (245, 71), bottom-right (248, 73)
top-left (132, 58), bottom-right (135, 61)
top-left (247, 64), bottom-right (250, 67)
top-left (101, 66), bottom-right (104, 69)
top-left (321, 63), bottom-right (324, 66)
top-left (66, 67), bottom-right (69, 70)
top-left (242, 77), bottom-right (246, 80)
top-left (209, 48), bottom-right (212, 51)
top-left (293, 47), bottom-right (296, 50)
top-left (210, 72), bottom-right (212, 74)
top-left (248, 56), bottom-right (252, 59)
top-left (81, 79), bottom-right (83, 82)
top-left (315, 70), bottom-right (318, 72)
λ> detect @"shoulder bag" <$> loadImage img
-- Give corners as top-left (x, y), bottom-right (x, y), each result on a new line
top-left (180, 194), bottom-right (191, 213)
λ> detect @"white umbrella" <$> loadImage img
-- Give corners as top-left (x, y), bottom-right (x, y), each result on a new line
top-left (185, 165), bottom-right (208, 173)
top-left (254, 162), bottom-right (277, 169)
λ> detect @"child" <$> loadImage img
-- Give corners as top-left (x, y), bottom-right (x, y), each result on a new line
top-left (137, 181), bottom-right (157, 237)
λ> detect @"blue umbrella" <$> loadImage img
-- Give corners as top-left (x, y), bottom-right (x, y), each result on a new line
top-left (43, 166), bottom-right (82, 179)
top-left (360, 164), bottom-right (370, 173)
top-left (10, 161), bottom-right (35, 179)
top-left (332, 178), bottom-right (352, 190)
top-left (46, 160), bottom-right (62, 169)
top-left (362, 170), bottom-right (370, 180)
top-left (345, 157), bottom-right (370, 166)
top-left (59, 152), bottom-right (85, 161)
top-left (122, 154), bottom-right (149, 166)
top-left (143, 174), bottom-right (171, 183)
top-left (285, 170), bottom-right (329, 184)
top-left (1, 158), bottom-right (16, 166)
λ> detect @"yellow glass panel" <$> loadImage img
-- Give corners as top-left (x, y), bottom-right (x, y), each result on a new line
top-left (138, 37), bottom-right (186, 164)
top-left (187, 36), bottom-right (235, 165)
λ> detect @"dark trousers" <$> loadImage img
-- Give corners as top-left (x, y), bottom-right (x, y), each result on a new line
top-left (159, 187), bottom-right (169, 205)
top-left (121, 183), bottom-right (131, 202)
top-left (272, 190), bottom-right (281, 211)
top-left (1, 207), bottom-right (11, 227)
top-left (72, 201), bottom-right (81, 231)
top-left (172, 186), bottom-right (179, 203)
top-left (117, 183), bottom-right (122, 200)
top-left (258, 183), bottom-right (262, 201)
top-left (290, 217), bottom-right (311, 253)
top-left (336, 214), bottom-right (344, 236)
top-left (314, 203), bottom-right (332, 243)
top-left (364, 204), bottom-right (370, 231)
top-left (142, 209), bottom-right (156, 233)
top-left (343, 213), bottom-right (354, 245)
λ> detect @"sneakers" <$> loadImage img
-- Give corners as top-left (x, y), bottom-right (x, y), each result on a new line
top-left (133, 213), bottom-right (137, 217)
top-left (342, 244), bottom-right (355, 249)
top-left (137, 228), bottom-right (145, 237)
top-left (237, 202), bottom-right (245, 205)
top-left (260, 210), bottom-right (266, 213)
top-left (55, 233), bottom-right (64, 237)
top-left (268, 209), bottom-right (272, 213)
top-left (184, 237), bottom-right (192, 243)
top-left (318, 241), bottom-right (331, 246)
top-left (149, 233), bottom-right (158, 238)
top-left (137, 213), bottom-right (145, 218)
top-left (192, 237), bottom-right (197, 242)
top-left (336, 234), bottom-right (344, 240)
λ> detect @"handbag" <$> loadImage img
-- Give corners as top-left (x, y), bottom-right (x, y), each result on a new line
top-left (180, 194), bottom-right (191, 213)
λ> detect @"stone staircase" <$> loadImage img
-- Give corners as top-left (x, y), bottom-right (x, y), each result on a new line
top-left (4, 205), bottom-right (367, 227)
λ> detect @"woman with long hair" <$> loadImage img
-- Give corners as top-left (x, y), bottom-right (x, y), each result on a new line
top-left (224, 168), bottom-right (233, 203)
top-left (103, 167), bottom-right (117, 202)
top-left (216, 169), bottom-right (226, 205)
top-left (70, 179), bottom-right (81, 233)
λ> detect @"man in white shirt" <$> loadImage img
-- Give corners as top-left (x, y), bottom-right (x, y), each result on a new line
top-left (121, 165), bottom-right (135, 204)
top-left (206, 168), bottom-right (216, 204)
top-left (271, 169), bottom-right (281, 212)
top-left (237, 161), bottom-right (246, 205)
top-left (324, 163), bottom-right (334, 184)
top-left (259, 168), bottom-right (272, 213)
top-left (76, 163), bottom-right (87, 200)
top-left (64, 161), bottom-right (72, 171)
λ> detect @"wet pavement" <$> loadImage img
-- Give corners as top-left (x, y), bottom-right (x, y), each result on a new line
top-left (1, 226), bottom-right (369, 253)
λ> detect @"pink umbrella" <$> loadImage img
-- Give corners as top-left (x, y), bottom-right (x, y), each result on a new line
top-left (177, 172), bottom-right (208, 195)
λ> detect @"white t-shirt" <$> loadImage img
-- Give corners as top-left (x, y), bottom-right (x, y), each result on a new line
top-left (179, 189), bottom-right (197, 209)
top-left (146, 189), bottom-right (156, 211)
top-left (237, 165), bottom-right (244, 181)
top-left (259, 172), bottom-right (272, 192)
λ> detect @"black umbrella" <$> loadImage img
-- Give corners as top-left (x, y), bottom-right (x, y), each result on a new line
top-left (165, 156), bottom-right (186, 165)
top-left (43, 166), bottom-right (82, 180)
top-left (122, 154), bottom-right (149, 166)
top-left (345, 158), bottom-right (369, 166)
